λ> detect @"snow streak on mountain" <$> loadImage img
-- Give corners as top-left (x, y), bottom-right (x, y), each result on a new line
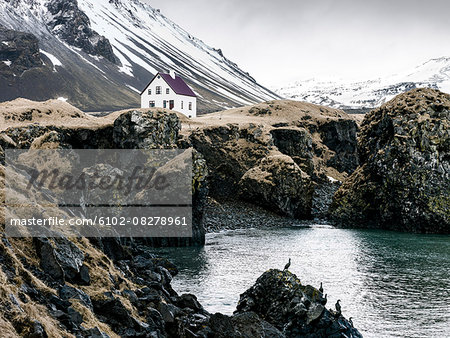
top-left (0, 0), bottom-right (278, 112)
top-left (276, 57), bottom-right (450, 110)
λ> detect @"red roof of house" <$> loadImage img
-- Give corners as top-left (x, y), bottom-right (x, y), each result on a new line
top-left (140, 72), bottom-right (197, 97)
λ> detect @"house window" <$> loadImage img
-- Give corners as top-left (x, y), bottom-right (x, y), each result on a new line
top-left (156, 86), bottom-right (161, 94)
top-left (149, 101), bottom-right (155, 107)
top-left (148, 89), bottom-right (151, 95)
top-left (166, 88), bottom-right (170, 94)
top-left (169, 100), bottom-right (174, 110)
top-left (163, 100), bottom-right (167, 108)
top-left (181, 101), bottom-right (184, 109)
top-left (189, 102), bottom-right (192, 110)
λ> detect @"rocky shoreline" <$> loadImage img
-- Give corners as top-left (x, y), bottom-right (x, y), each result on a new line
top-left (0, 88), bottom-right (448, 336)
top-left (203, 197), bottom-right (333, 233)
top-left (0, 233), bottom-right (362, 337)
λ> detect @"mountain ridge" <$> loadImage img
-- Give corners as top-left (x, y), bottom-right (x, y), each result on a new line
top-left (0, 0), bottom-right (279, 112)
top-left (276, 57), bottom-right (450, 110)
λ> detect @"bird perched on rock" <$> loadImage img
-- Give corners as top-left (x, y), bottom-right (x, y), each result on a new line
top-left (284, 258), bottom-right (291, 271)
top-left (335, 299), bottom-right (342, 315)
top-left (349, 317), bottom-right (354, 327)
top-left (319, 282), bottom-right (323, 293)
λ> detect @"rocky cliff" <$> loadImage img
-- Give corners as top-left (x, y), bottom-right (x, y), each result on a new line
top-left (0, 99), bottom-right (207, 245)
top-left (184, 100), bottom-right (359, 220)
top-left (330, 88), bottom-right (449, 233)
top-left (46, 0), bottom-right (118, 64)
top-left (0, 25), bottom-right (44, 77)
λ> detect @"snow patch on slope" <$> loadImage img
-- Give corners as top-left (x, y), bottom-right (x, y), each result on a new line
top-left (40, 49), bottom-right (62, 71)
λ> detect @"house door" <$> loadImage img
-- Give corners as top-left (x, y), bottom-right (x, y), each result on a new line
top-left (169, 100), bottom-right (174, 110)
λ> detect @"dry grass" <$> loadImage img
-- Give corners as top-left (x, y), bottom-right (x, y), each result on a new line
top-left (0, 316), bottom-right (19, 338)
top-left (180, 99), bottom-right (356, 182)
top-left (0, 235), bottom-right (149, 337)
top-left (70, 300), bottom-right (118, 338)
top-left (0, 239), bottom-right (72, 337)
top-left (180, 99), bottom-right (349, 134)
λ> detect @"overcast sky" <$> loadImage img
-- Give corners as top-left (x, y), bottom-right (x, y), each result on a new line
top-left (146, 0), bottom-right (450, 87)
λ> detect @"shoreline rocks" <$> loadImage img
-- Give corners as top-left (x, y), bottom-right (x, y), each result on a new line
top-left (235, 269), bottom-right (362, 338)
top-left (330, 88), bottom-right (449, 233)
top-left (0, 234), bottom-right (364, 337)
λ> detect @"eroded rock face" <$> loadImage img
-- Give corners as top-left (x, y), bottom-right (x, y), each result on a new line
top-left (1, 105), bottom-right (208, 246)
top-left (113, 110), bottom-right (180, 149)
top-left (238, 155), bottom-right (314, 218)
top-left (0, 26), bottom-right (43, 77)
top-left (189, 123), bottom-right (316, 219)
top-left (189, 123), bottom-right (271, 198)
top-left (318, 119), bottom-right (359, 173)
top-left (46, 0), bottom-right (118, 63)
top-left (235, 269), bottom-right (362, 338)
top-left (187, 101), bottom-right (359, 220)
top-left (133, 148), bottom-right (208, 247)
top-left (270, 127), bottom-right (314, 175)
top-left (330, 88), bottom-right (450, 233)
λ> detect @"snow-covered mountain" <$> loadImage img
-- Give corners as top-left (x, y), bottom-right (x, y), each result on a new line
top-left (0, 0), bottom-right (278, 112)
top-left (276, 57), bottom-right (450, 110)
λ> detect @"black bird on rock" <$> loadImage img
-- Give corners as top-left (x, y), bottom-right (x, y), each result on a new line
top-left (349, 317), bottom-right (354, 327)
top-left (335, 299), bottom-right (342, 316)
top-left (319, 282), bottom-right (323, 293)
top-left (283, 258), bottom-right (291, 271)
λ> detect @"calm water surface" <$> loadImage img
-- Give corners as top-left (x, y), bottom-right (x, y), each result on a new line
top-left (154, 226), bottom-right (450, 338)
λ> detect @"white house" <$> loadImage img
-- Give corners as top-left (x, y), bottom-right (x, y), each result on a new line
top-left (140, 70), bottom-right (197, 118)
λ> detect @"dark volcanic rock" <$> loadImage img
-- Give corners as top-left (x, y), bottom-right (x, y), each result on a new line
top-left (92, 292), bottom-right (155, 336)
top-left (235, 269), bottom-right (362, 338)
top-left (238, 154), bottom-right (314, 218)
top-left (232, 312), bottom-right (284, 337)
top-left (33, 238), bottom-right (65, 282)
top-left (34, 237), bottom-right (88, 284)
top-left (0, 26), bottom-right (43, 77)
top-left (113, 109), bottom-right (180, 149)
top-left (46, 0), bottom-right (118, 63)
top-left (318, 119), bottom-right (359, 173)
top-left (270, 127), bottom-right (314, 175)
top-left (330, 88), bottom-right (450, 233)
top-left (58, 285), bottom-right (93, 310)
top-left (187, 101), bottom-right (359, 220)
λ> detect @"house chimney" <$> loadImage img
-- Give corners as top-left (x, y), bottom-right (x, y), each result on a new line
top-left (169, 70), bottom-right (176, 79)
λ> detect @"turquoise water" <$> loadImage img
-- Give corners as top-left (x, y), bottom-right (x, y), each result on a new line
top-left (154, 226), bottom-right (450, 338)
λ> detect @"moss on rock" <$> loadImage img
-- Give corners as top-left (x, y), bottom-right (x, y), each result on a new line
top-left (330, 88), bottom-right (450, 233)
